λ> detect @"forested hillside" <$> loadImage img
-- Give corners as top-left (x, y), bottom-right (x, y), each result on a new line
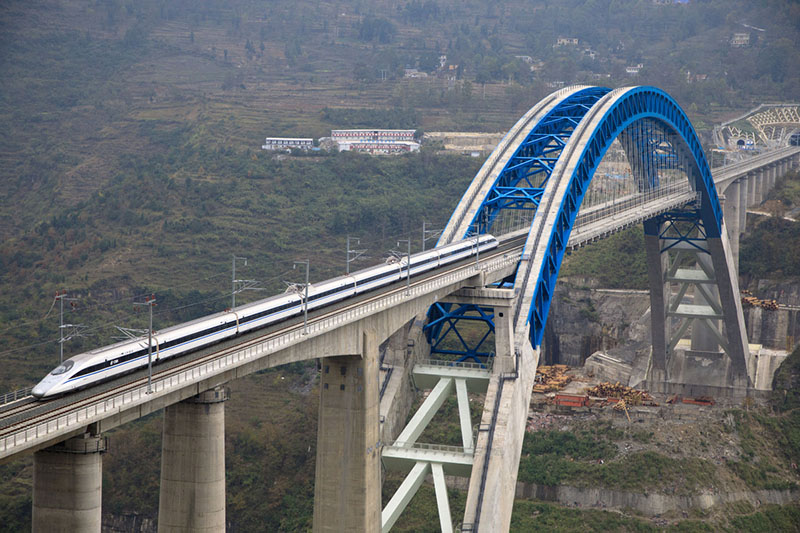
top-left (1, 0), bottom-right (799, 388)
top-left (1, 0), bottom-right (799, 530)
top-left (1, 0), bottom-right (798, 388)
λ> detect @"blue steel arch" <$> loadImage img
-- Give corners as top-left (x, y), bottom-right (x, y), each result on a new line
top-left (431, 86), bottom-right (726, 358)
top-left (523, 86), bottom-right (724, 349)
top-left (467, 87), bottom-right (611, 234)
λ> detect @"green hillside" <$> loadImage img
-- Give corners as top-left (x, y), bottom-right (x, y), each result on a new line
top-left (1, 0), bottom-right (800, 530)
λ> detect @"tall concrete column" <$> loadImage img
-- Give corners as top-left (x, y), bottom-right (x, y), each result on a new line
top-left (493, 299), bottom-right (515, 375)
top-left (313, 328), bottom-right (381, 533)
top-left (644, 219), bottom-right (669, 380)
top-left (769, 164), bottom-right (777, 189)
top-left (722, 181), bottom-right (741, 272)
top-left (33, 433), bottom-right (106, 533)
top-left (747, 172), bottom-right (757, 206)
top-left (738, 178), bottom-right (747, 236)
top-left (755, 171), bottom-right (764, 204)
top-left (159, 386), bottom-right (228, 532)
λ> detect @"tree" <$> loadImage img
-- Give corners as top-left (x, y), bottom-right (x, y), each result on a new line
top-left (357, 17), bottom-right (396, 44)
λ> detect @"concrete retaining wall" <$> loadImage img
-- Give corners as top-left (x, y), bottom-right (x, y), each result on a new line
top-left (444, 475), bottom-right (797, 516)
top-left (514, 482), bottom-right (798, 516)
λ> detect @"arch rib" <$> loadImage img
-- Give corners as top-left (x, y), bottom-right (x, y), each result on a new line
top-left (513, 87), bottom-right (734, 353)
top-left (438, 86), bottom-right (610, 245)
top-left (454, 86), bottom-right (751, 531)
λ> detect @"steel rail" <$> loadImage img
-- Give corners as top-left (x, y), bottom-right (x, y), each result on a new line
top-left (0, 236), bottom-right (528, 447)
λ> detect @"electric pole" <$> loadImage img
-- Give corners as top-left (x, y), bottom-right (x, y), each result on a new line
top-left (134, 295), bottom-right (157, 394)
top-left (54, 290), bottom-right (80, 364)
top-left (397, 239), bottom-right (411, 295)
top-left (293, 261), bottom-right (310, 334)
top-left (422, 220), bottom-right (442, 251)
top-left (232, 254), bottom-right (249, 309)
top-left (346, 236), bottom-right (367, 275)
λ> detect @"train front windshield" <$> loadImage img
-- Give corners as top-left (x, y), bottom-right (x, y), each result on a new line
top-left (50, 360), bottom-right (74, 375)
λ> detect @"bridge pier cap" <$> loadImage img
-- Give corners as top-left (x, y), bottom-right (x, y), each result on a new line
top-left (437, 85), bottom-right (725, 351)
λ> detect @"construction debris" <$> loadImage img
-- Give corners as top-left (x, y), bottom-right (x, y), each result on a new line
top-left (533, 365), bottom-right (572, 393)
top-left (667, 394), bottom-right (681, 404)
top-left (585, 382), bottom-right (657, 406)
top-left (526, 412), bottom-right (571, 432)
top-left (612, 398), bottom-right (632, 422)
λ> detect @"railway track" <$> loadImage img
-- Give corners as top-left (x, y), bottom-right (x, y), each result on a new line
top-left (0, 235), bottom-right (527, 446)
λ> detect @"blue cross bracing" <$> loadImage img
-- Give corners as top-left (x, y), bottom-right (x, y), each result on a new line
top-left (470, 87), bottom-right (611, 235)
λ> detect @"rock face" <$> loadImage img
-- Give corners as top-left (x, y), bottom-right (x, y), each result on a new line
top-left (542, 278), bottom-right (651, 367)
top-left (515, 483), bottom-right (798, 516)
top-left (742, 280), bottom-right (800, 351)
top-left (545, 278), bottom-right (800, 367)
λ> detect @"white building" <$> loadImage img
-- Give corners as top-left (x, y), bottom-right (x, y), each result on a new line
top-left (331, 129), bottom-right (419, 154)
top-left (337, 141), bottom-right (420, 154)
top-left (626, 63), bottom-right (644, 75)
top-left (403, 68), bottom-right (428, 78)
top-left (261, 137), bottom-right (314, 150)
top-left (730, 33), bottom-right (750, 47)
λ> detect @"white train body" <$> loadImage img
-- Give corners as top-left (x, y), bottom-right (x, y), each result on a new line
top-left (32, 235), bottom-right (498, 398)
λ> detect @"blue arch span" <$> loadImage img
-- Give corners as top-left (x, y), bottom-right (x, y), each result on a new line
top-left (527, 87), bottom-right (722, 347)
top-left (522, 86), bottom-right (724, 349)
top-left (433, 86), bottom-right (726, 355)
top-left (435, 86), bottom-right (726, 357)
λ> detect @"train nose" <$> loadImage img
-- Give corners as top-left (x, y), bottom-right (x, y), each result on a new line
top-left (32, 384), bottom-right (47, 398)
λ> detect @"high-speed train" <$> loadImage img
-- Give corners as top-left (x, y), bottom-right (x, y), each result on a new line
top-left (31, 235), bottom-right (498, 399)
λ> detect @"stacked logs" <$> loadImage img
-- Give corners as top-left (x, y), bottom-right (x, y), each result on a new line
top-left (533, 365), bottom-right (572, 393)
top-left (741, 290), bottom-right (779, 310)
top-left (585, 382), bottom-right (657, 406)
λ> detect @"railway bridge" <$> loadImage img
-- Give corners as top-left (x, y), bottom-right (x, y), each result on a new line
top-left (1, 86), bottom-right (799, 532)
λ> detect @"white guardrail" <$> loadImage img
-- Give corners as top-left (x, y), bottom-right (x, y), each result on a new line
top-left (0, 250), bottom-right (521, 458)
top-left (1, 388), bottom-right (32, 405)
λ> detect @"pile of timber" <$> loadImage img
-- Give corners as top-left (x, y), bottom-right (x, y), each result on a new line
top-left (741, 290), bottom-right (779, 310)
top-left (585, 382), bottom-right (657, 406)
top-left (533, 365), bottom-right (572, 393)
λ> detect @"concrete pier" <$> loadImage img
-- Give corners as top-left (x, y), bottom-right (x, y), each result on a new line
top-left (747, 172), bottom-right (757, 206)
top-left (721, 180), bottom-right (742, 272)
top-left (32, 433), bottom-right (106, 533)
top-left (757, 169), bottom-right (764, 204)
top-left (313, 328), bottom-right (381, 533)
top-left (644, 219), bottom-right (669, 379)
top-left (158, 386), bottom-right (228, 532)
